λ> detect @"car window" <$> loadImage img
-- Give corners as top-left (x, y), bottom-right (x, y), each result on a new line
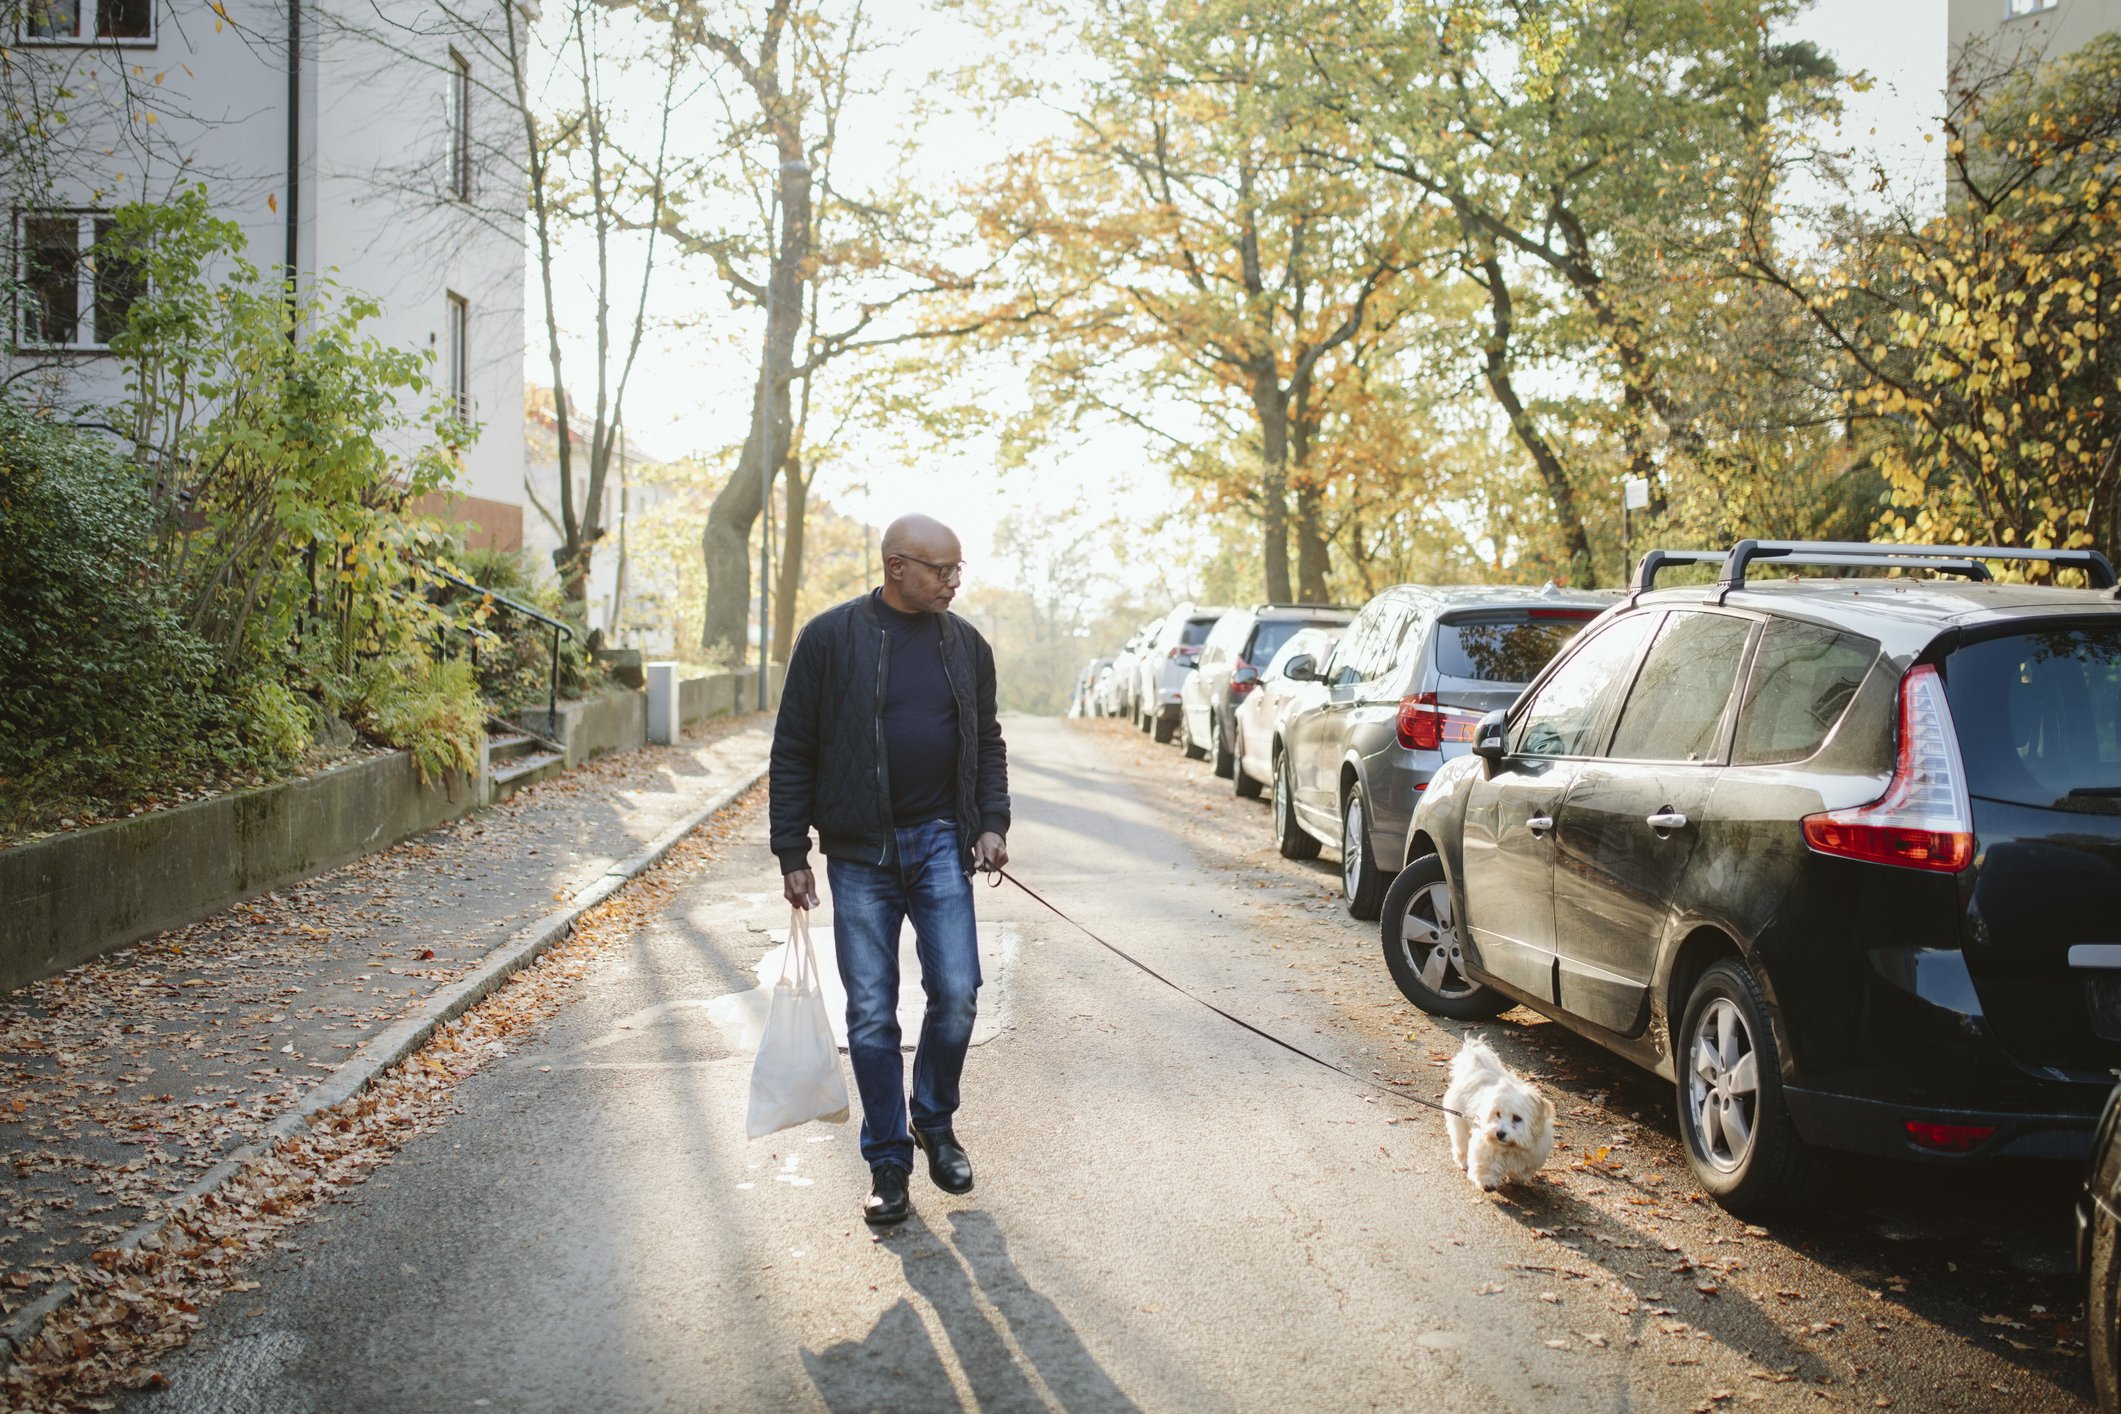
top-left (1246, 619), bottom-right (1310, 668)
top-left (1436, 612), bottom-right (1601, 685)
top-left (1607, 612), bottom-right (1754, 763)
top-left (1512, 611), bottom-right (1660, 758)
top-left (1732, 619), bottom-right (1878, 765)
top-left (1339, 606), bottom-right (1409, 686)
top-left (1267, 627), bottom-right (1340, 679)
top-left (1180, 617), bottom-right (1217, 649)
top-left (1944, 624), bottom-right (2121, 807)
top-left (1326, 608), bottom-right (1381, 685)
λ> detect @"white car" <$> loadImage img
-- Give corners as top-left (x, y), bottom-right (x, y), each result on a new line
top-left (1135, 604), bottom-right (1231, 744)
top-left (1231, 625), bottom-right (1345, 799)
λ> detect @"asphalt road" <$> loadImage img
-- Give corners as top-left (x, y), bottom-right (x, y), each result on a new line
top-left (132, 717), bottom-right (2093, 1412)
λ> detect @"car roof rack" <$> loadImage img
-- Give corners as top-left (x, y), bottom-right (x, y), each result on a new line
top-left (1631, 540), bottom-right (2119, 606)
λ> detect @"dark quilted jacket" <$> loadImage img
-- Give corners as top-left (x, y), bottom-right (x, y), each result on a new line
top-left (769, 591), bottom-right (1010, 874)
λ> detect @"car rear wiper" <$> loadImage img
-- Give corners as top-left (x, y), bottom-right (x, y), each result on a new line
top-left (2069, 787), bottom-right (2121, 798)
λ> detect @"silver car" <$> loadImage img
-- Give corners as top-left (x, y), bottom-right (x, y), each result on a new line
top-left (1136, 604), bottom-right (1231, 744)
top-left (1271, 584), bottom-right (1612, 918)
top-left (1233, 625), bottom-right (1346, 801)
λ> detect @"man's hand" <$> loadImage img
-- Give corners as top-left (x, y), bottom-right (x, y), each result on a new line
top-left (783, 868), bottom-right (819, 910)
top-left (973, 832), bottom-right (1009, 875)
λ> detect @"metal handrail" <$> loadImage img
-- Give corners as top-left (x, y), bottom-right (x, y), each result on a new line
top-left (424, 564), bottom-right (578, 724)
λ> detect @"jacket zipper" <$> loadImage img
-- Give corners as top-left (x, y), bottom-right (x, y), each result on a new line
top-left (939, 620), bottom-right (965, 858)
top-left (874, 624), bottom-right (891, 865)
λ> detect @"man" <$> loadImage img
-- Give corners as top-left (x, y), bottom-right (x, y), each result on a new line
top-left (769, 513), bottom-right (1010, 1228)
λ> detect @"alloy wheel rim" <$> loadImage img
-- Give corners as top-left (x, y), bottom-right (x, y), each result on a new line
top-left (1399, 881), bottom-right (1478, 999)
top-left (1343, 797), bottom-right (1364, 895)
top-left (1687, 997), bottom-right (1761, 1173)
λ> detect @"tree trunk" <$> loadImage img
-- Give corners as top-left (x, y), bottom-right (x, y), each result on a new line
top-left (1292, 482), bottom-right (1331, 603)
top-left (1476, 252), bottom-right (1593, 583)
top-left (773, 458), bottom-right (809, 666)
top-left (699, 160), bottom-right (812, 658)
top-left (1249, 365), bottom-right (1292, 601)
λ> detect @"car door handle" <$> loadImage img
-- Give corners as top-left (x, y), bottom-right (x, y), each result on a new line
top-left (1646, 811), bottom-right (1689, 830)
top-left (1525, 815), bottom-right (1554, 834)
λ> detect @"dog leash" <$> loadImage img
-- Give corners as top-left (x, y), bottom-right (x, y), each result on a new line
top-left (983, 866), bottom-right (1462, 1119)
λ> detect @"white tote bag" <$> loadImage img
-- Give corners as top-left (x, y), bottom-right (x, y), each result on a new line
top-left (745, 909), bottom-right (851, 1139)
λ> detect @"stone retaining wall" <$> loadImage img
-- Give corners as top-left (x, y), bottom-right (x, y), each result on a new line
top-left (0, 754), bottom-right (478, 993)
top-left (0, 664), bottom-right (782, 994)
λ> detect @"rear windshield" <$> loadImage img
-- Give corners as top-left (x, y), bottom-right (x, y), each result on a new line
top-left (1435, 612), bottom-right (1598, 685)
top-left (1181, 618), bottom-right (1217, 648)
top-left (1247, 618), bottom-right (1340, 667)
top-left (1945, 625), bottom-right (2121, 808)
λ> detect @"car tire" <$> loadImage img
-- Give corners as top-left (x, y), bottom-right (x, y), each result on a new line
top-left (1674, 959), bottom-right (1832, 1217)
top-left (1211, 713), bottom-right (1235, 779)
top-left (1380, 856), bottom-right (1509, 1020)
top-left (1340, 784), bottom-right (1387, 920)
top-left (1232, 724), bottom-right (1263, 799)
top-left (1181, 712), bottom-right (1208, 761)
top-left (1153, 711), bottom-right (1176, 745)
top-left (1273, 752), bottom-right (1321, 860)
top-left (1138, 704), bottom-right (1152, 734)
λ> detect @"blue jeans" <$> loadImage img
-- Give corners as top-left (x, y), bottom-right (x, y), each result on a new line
top-left (825, 818), bottom-right (981, 1173)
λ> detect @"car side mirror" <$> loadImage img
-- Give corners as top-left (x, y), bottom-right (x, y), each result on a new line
top-left (1231, 665), bottom-right (1261, 688)
top-left (1472, 709), bottom-right (1509, 764)
top-left (1282, 653), bottom-right (1317, 682)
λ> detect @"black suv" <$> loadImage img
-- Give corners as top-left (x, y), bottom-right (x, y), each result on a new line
top-left (1392, 540), bottom-right (2121, 1214)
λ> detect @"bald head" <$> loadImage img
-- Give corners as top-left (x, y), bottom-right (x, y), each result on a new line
top-left (879, 514), bottom-right (963, 614)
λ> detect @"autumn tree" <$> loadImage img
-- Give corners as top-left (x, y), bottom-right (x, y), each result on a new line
top-left (1734, 34), bottom-right (2121, 567)
top-left (973, 0), bottom-right (1446, 603)
top-left (1322, 0), bottom-right (1839, 581)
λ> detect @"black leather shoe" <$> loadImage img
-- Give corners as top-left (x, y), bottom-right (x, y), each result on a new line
top-left (914, 1128), bottom-right (974, 1194)
top-left (865, 1164), bottom-right (910, 1227)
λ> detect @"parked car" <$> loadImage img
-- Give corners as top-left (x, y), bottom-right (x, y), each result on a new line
top-left (1234, 625), bottom-right (1346, 802)
top-left (1071, 657), bottom-right (1113, 717)
top-left (2078, 1081), bottom-right (2121, 1411)
top-left (1105, 620), bottom-right (1160, 723)
top-left (1271, 584), bottom-right (1610, 918)
top-left (1180, 604), bottom-right (1355, 777)
top-left (1395, 538), bottom-right (2121, 1215)
top-left (1137, 604), bottom-right (1232, 744)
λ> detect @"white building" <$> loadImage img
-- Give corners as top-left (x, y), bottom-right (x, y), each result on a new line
top-left (5, 0), bottom-right (528, 551)
top-left (1950, 0), bottom-right (2120, 62)
top-left (524, 384), bottom-right (678, 646)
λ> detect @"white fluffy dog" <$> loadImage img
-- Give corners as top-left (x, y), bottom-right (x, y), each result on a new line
top-left (1443, 1035), bottom-right (1556, 1191)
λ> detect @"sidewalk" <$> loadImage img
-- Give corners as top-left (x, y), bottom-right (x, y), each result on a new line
top-left (0, 713), bottom-right (773, 1341)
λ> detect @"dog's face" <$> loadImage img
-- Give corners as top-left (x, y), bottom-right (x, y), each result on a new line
top-left (1478, 1085), bottom-right (1545, 1151)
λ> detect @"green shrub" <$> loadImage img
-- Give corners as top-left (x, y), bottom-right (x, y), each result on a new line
top-left (357, 656), bottom-right (486, 785)
top-left (444, 548), bottom-right (596, 714)
top-left (0, 397), bottom-right (224, 823)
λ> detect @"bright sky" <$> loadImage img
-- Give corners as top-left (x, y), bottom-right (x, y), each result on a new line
top-left (540, 1), bottom-right (1952, 593)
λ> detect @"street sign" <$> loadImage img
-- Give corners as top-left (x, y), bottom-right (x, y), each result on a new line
top-left (1623, 476), bottom-right (1651, 511)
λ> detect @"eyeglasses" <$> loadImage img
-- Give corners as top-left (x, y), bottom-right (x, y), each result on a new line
top-left (894, 554), bottom-right (966, 585)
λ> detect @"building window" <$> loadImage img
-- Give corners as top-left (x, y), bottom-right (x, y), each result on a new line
top-left (2004, 0), bottom-right (2058, 16)
top-left (21, 0), bottom-right (153, 43)
top-left (15, 212), bottom-right (143, 350)
top-left (445, 292), bottom-right (469, 421)
top-left (447, 49), bottom-right (473, 201)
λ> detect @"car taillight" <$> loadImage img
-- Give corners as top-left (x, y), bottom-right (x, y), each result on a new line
top-left (1905, 1120), bottom-right (1994, 1152)
top-left (1800, 663), bottom-right (1974, 873)
top-left (1232, 659), bottom-right (1256, 694)
top-left (1395, 693), bottom-right (1480, 752)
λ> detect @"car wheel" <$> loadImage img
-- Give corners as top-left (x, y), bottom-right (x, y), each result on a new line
top-left (1153, 710), bottom-right (1176, 744)
top-left (1232, 723), bottom-right (1263, 799)
top-left (1181, 712), bottom-right (1208, 761)
top-left (1380, 856), bottom-right (1509, 1020)
top-left (1138, 704), bottom-right (1152, 734)
top-left (2093, 1186), bottom-right (2121, 1411)
top-left (1675, 959), bottom-right (1832, 1217)
top-left (1273, 752), bottom-right (1321, 860)
top-left (1211, 713), bottom-right (1235, 779)
top-left (1340, 784), bottom-right (1387, 920)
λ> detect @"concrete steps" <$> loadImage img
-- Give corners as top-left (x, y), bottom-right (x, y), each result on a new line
top-left (487, 724), bottom-right (566, 802)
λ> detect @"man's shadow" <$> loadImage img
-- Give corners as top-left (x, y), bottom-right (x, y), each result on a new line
top-left (802, 1209), bottom-right (1140, 1413)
